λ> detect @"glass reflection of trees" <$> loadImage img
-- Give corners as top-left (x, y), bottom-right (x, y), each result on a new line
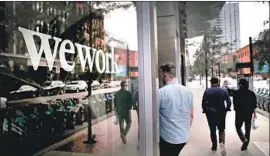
top-left (0, 2), bottom-right (132, 83)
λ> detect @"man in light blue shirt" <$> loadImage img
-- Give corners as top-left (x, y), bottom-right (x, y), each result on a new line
top-left (158, 63), bottom-right (194, 156)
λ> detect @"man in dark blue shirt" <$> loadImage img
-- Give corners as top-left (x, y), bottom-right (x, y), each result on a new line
top-left (233, 79), bottom-right (257, 151)
top-left (202, 77), bottom-right (231, 156)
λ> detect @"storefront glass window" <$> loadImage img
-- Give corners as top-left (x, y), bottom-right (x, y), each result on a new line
top-left (0, 2), bottom-right (140, 156)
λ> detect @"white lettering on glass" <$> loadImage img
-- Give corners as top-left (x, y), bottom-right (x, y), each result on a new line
top-left (75, 43), bottom-right (96, 73)
top-left (59, 40), bottom-right (75, 72)
top-left (105, 53), bottom-right (110, 73)
top-left (18, 27), bottom-right (118, 74)
top-left (18, 27), bottom-right (61, 70)
top-left (95, 50), bottom-right (106, 73)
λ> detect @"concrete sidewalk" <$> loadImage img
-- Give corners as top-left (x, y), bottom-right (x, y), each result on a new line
top-left (43, 88), bottom-right (269, 156)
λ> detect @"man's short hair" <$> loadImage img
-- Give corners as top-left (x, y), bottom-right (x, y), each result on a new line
top-left (160, 63), bottom-right (176, 76)
top-left (238, 79), bottom-right (249, 88)
top-left (210, 77), bottom-right (219, 84)
top-left (120, 81), bottom-right (126, 87)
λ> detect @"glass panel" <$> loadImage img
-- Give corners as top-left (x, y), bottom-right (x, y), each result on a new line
top-left (0, 2), bottom-right (140, 156)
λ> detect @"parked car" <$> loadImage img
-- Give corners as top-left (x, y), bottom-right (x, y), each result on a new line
top-left (8, 85), bottom-right (40, 100)
top-left (65, 80), bottom-right (88, 93)
top-left (107, 81), bottom-right (121, 88)
top-left (41, 81), bottom-right (65, 96)
top-left (100, 82), bottom-right (112, 89)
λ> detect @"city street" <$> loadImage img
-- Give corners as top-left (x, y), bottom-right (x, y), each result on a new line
top-left (42, 84), bottom-right (269, 156)
top-left (7, 87), bottom-right (121, 105)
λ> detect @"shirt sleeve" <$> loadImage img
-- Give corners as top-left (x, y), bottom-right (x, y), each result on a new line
top-left (202, 90), bottom-right (208, 113)
top-left (233, 91), bottom-right (238, 110)
top-left (252, 91), bottom-right (257, 109)
top-left (224, 89), bottom-right (232, 111)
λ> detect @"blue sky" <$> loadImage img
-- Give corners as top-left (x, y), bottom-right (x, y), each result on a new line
top-left (104, 2), bottom-right (269, 51)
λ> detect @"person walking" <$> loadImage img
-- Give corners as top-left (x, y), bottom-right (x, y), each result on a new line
top-left (233, 79), bottom-right (257, 151)
top-left (202, 77), bottom-right (231, 156)
top-left (158, 63), bottom-right (194, 156)
top-left (114, 81), bottom-right (133, 144)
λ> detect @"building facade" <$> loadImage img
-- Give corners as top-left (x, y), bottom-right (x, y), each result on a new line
top-left (235, 45), bottom-right (251, 74)
top-left (0, 2), bottom-right (105, 84)
top-left (234, 44), bottom-right (269, 78)
top-left (219, 2), bottom-right (240, 52)
top-left (114, 47), bottom-right (138, 79)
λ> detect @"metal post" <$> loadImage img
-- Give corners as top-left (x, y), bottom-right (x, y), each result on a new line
top-left (249, 37), bottom-right (254, 76)
top-left (136, 2), bottom-right (158, 156)
top-left (84, 11), bottom-right (96, 144)
top-left (127, 44), bottom-right (130, 78)
top-left (218, 62), bottom-right (221, 79)
top-left (205, 49), bottom-right (208, 89)
top-left (211, 59), bottom-right (214, 77)
top-left (83, 80), bottom-right (97, 145)
top-left (181, 55), bottom-right (186, 86)
top-left (249, 37), bottom-right (255, 90)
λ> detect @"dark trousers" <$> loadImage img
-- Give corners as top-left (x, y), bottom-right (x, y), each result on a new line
top-left (160, 137), bottom-right (186, 156)
top-left (136, 108), bottom-right (139, 140)
top-left (235, 112), bottom-right (252, 144)
top-left (118, 114), bottom-right (132, 137)
top-left (206, 111), bottom-right (227, 145)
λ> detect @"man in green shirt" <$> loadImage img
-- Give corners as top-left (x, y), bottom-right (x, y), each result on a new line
top-left (114, 81), bottom-right (133, 144)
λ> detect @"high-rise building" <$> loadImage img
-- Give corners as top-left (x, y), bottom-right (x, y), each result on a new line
top-left (219, 2), bottom-right (240, 52)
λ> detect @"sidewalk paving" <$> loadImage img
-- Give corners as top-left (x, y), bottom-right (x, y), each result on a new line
top-left (43, 87), bottom-right (269, 156)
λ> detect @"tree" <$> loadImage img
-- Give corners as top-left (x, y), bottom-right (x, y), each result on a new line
top-left (195, 20), bottom-right (235, 77)
top-left (254, 29), bottom-right (270, 73)
top-left (61, 2), bottom-right (133, 82)
top-left (192, 49), bottom-right (206, 77)
top-left (1, 2), bottom-right (133, 83)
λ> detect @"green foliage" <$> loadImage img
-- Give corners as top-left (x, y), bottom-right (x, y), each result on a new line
top-left (191, 48), bottom-right (208, 76)
top-left (192, 21), bottom-right (235, 76)
top-left (254, 29), bottom-right (270, 71)
top-left (1, 1), bottom-right (133, 83)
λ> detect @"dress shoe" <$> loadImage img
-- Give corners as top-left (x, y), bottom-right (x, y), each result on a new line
top-left (241, 139), bottom-right (249, 151)
top-left (211, 143), bottom-right (217, 151)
